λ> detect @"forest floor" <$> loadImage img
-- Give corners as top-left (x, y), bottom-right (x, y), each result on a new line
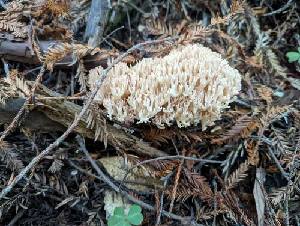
top-left (0, 0), bottom-right (300, 225)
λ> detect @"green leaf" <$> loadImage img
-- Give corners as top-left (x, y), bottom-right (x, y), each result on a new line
top-left (113, 207), bottom-right (125, 217)
top-left (127, 205), bottom-right (143, 225)
top-left (298, 47), bottom-right (300, 53)
top-left (108, 215), bottom-right (129, 226)
top-left (107, 207), bottom-right (127, 226)
top-left (286, 52), bottom-right (300, 63)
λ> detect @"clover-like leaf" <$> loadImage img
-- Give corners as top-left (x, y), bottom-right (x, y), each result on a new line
top-left (286, 51), bottom-right (300, 63)
top-left (107, 205), bottom-right (144, 226)
top-left (108, 215), bottom-right (130, 226)
top-left (126, 205), bottom-right (143, 225)
top-left (114, 207), bottom-right (125, 217)
top-left (108, 207), bottom-right (129, 226)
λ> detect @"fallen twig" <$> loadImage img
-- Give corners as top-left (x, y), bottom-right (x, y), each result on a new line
top-left (121, 155), bottom-right (223, 189)
top-left (263, 0), bottom-right (295, 16)
top-left (155, 188), bottom-right (165, 226)
top-left (267, 146), bottom-right (289, 180)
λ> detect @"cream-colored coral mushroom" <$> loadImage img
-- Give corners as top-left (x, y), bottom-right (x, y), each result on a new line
top-left (88, 44), bottom-right (241, 129)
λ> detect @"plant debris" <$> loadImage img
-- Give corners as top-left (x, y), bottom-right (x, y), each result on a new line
top-left (0, 0), bottom-right (300, 225)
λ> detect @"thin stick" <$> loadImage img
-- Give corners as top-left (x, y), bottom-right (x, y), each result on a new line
top-left (121, 155), bottom-right (223, 189)
top-left (263, 0), bottom-right (294, 16)
top-left (36, 96), bottom-right (87, 101)
top-left (0, 37), bottom-right (176, 199)
top-left (155, 190), bottom-right (165, 226)
top-left (131, 156), bottom-right (223, 167)
top-left (127, 156), bottom-right (222, 173)
top-left (169, 159), bottom-right (183, 213)
top-left (267, 146), bottom-right (289, 180)
top-left (76, 136), bottom-right (190, 222)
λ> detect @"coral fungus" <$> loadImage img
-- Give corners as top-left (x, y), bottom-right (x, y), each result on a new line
top-left (89, 44), bottom-right (242, 129)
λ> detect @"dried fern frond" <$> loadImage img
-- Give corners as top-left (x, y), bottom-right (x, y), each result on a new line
top-left (245, 4), bottom-right (287, 78)
top-left (0, 141), bottom-right (24, 171)
top-left (44, 43), bottom-right (71, 66)
top-left (170, 184), bottom-right (208, 202)
top-left (144, 19), bottom-right (185, 37)
top-left (167, 172), bottom-right (213, 202)
top-left (186, 172), bottom-right (213, 199)
top-left (259, 105), bottom-right (292, 129)
top-left (256, 85), bottom-right (273, 104)
top-left (47, 149), bottom-right (67, 173)
top-left (246, 140), bottom-right (259, 166)
top-left (293, 111), bottom-right (300, 128)
top-left (43, 43), bottom-right (73, 70)
top-left (45, 0), bottom-right (70, 16)
top-left (0, 79), bottom-right (20, 106)
top-left (211, 0), bottom-right (244, 26)
top-left (48, 159), bottom-right (64, 173)
top-left (253, 33), bottom-right (268, 61)
top-left (76, 59), bottom-right (88, 92)
top-left (4, 69), bottom-right (31, 97)
top-left (226, 160), bottom-right (250, 189)
top-left (179, 24), bottom-right (211, 42)
top-left (212, 115), bottom-right (258, 145)
top-left (146, 160), bottom-right (179, 178)
top-left (0, 2), bottom-right (28, 38)
top-left (86, 104), bottom-right (108, 147)
top-left (266, 49), bottom-right (287, 77)
top-left (0, 1), bottom-right (24, 15)
top-left (268, 186), bottom-right (287, 206)
top-left (31, 0), bottom-right (70, 17)
top-left (13, 77), bottom-right (30, 96)
top-left (271, 127), bottom-right (292, 156)
top-left (195, 206), bottom-right (227, 221)
top-left (142, 127), bottom-right (175, 146)
top-left (0, 70), bottom-right (30, 105)
top-left (0, 21), bottom-right (28, 38)
top-left (43, 43), bottom-right (113, 71)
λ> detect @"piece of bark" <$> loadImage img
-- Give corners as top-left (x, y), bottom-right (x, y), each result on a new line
top-left (0, 82), bottom-right (167, 157)
top-left (0, 98), bottom-right (65, 132)
top-left (84, 0), bottom-right (110, 47)
top-left (0, 40), bottom-right (131, 69)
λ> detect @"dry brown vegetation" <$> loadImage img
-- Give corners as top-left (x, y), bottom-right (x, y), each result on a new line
top-left (0, 0), bottom-right (300, 225)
